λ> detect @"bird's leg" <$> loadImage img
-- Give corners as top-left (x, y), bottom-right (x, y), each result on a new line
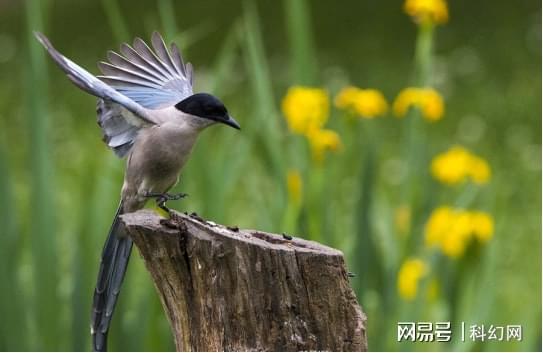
top-left (144, 192), bottom-right (188, 213)
top-left (156, 195), bottom-right (171, 213)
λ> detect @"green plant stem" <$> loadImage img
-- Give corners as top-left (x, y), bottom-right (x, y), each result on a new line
top-left (415, 22), bottom-right (435, 87)
top-left (157, 0), bottom-right (177, 40)
top-left (25, 0), bottom-right (60, 349)
top-left (101, 0), bottom-right (130, 42)
top-left (454, 182), bottom-right (480, 208)
top-left (0, 149), bottom-right (24, 350)
top-left (306, 163), bottom-right (325, 242)
top-left (394, 22), bottom-right (437, 352)
top-left (353, 119), bottom-right (388, 350)
top-left (281, 136), bottom-right (307, 235)
top-left (403, 22), bottom-right (435, 237)
top-left (283, 0), bottom-right (318, 85)
top-left (242, 0), bottom-right (286, 228)
top-left (353, 120), bottom-right (382, 291)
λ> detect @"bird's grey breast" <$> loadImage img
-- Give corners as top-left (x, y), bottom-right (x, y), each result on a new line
top-left (137, 123), bottom-right (198, 176)
top-left (123, 120), bottom-right (198, 197)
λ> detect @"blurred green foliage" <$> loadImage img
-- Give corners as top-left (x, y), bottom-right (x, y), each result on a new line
top-left (0, 0), bottom-right (540, 351)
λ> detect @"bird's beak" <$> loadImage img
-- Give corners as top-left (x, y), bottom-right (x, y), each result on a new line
top-left (223, 115), bottom-right (241, 130)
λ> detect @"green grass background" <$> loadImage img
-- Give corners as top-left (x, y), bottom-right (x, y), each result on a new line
top-left (0, 0), bottom-right (540, 351)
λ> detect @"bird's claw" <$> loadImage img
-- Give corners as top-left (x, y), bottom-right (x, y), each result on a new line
top-left (167, 192), bottom-right (188, 200)
top-left (144, 192), bottom-right (188, 213)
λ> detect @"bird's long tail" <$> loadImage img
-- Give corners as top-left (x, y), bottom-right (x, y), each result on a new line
top-left (91, 201), bottom-right (133, 352)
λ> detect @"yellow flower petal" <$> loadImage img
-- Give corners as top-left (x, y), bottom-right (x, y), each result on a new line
top-left (281, 86), bottom-right (329, 135)
top-left (335, 86), bottom-right (388, 118)
top-left (397, 258), bottom-right (428, 300)
top-left (306, 128), bottom-right (342, 163)
top-left (441, 211), bottom-right (472, 258)
top-left (404, 0), bottom-right (449, 25)
top-left (470, 211), bottom-right (494, 242)
top-left (393, 87), bottom-right (444, 121)
top-left (430, 145), bottom-right (492, 185)
top-left (425, 206), bottom-right (495, 258)
top-left (425, 206), bottom-right (454, 247)
top-left (430, 146), bottom-right (472, 185)
top-left (469, 156), bottom-right (492, 184)
top-left (334, 86), bottom-right (360, 109)
top-left (420, 89), bottom-right (445, 121)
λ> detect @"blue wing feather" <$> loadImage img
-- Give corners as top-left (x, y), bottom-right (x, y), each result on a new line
top-left (98, 31), bottom-right (194, 109)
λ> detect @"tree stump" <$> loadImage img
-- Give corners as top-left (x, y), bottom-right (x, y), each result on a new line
top-left (120, 210), bottom-right (367, 351)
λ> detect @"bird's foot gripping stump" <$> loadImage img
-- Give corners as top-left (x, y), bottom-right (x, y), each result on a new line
top-left (120, 210), bottom-right (367, 351)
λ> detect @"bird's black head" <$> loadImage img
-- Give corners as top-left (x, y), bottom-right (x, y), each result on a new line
top-left (175, 93), bottom-right (240, 130)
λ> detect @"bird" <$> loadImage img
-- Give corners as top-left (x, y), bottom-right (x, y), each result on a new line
top-left (34, 31), bottom-right (240, 352)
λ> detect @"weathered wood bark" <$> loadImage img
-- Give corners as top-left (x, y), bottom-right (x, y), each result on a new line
top-left (120, 210), bottom-right (367, 351)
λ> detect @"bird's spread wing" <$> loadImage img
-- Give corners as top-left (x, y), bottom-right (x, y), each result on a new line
top-left (34, 31), bottom-right (156, 124)
top-left (97, 31), bottom-right (194, 110)
top-left (35, 32), bottom-right (165, 158)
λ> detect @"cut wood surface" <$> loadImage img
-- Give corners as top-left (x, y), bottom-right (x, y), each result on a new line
top-left (120, 210), bottom-right (367, 351)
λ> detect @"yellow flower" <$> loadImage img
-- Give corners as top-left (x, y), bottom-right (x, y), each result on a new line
top-left (281, 86), bottom-right (329, 134)
top-left (425, 207), bottom-right (470, 258)
top-left (430, 146), bottom-right (492, 185)
top-left (471, 211), bottom-right (494, 242)
top-left (334, 86), bottom-right (359, 109)
top-left (335, 86), bottom-right (388, 118)
top-left (286, 169), bottom-right (303, 205)
top-left (425, 206), bottom-right (495, 258)
top-left (441, 211), bottom-right (473, 258)
top-left (397, 258), bottom-right (428, 300)
top-left (404, 0), bottom-right (449, 25)
top-left (468, 155), bottom-right (491, 184)
top-left (424, 206), bottom-right (454, 247)
top-left (306, 128), bottom-right (342, 163)
top-left (393, 87), bottom-right (444, 121)
top-left (430, 146), bottom-right (472, 185)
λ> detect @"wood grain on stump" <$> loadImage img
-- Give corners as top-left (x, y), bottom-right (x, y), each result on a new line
top-left (120, 210), bottom-right (367, 351)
